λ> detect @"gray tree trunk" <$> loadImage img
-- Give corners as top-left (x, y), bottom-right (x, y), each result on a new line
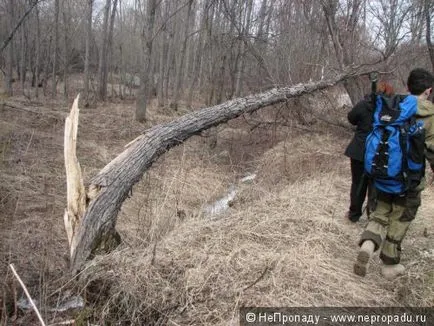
top-left (34, 2), bottom-right (40, 98)
top-left (63, 9), bottom-right (69, 99)
top-left (20, 15), bottom-right (26, 95)
top-left (157, 32), bottom-right (167, 107)
top-left (67, 74), bottom-right (346, 274)
top-left (97, 0), bottom-right (111, 101)
top-left (52, 0), bottom-right (59, 98)
top-left (171, 0), bottom-right (193, 110)
top-left (107, 0), bottom-right (118, 98)
top-left (186, 0), bottom-right (209, 108)
top-left (425, 0), bottom-right (434, 71)
top-left (6, 0), bottom-right (14, 96)
top-left (84, 0), bottom-right (93, 103)
top-left (235, 0), bottom-right (253, 97)
top-left (136, 0), bottom-right (157, 122)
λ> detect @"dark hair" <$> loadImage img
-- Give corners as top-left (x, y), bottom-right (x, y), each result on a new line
top-left (407, 68), bottom-right (434, 95)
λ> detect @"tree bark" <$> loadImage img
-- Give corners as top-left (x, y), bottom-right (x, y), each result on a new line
top-left (20, 12), bottom-right (26, 96)
top-left (52, 0), bottom-right (60, 98)
top-left (84, 0), bottom-right (93, 103)
top-left (63, 9), bottom-right (69, 100)
top-left (235, 0), bottom-right (253, 97)
top-left (136, 0), bottom-right (157, 122)
top-left (171, 0), bottom-right (193, 110)
top-left (66, 73), bottom-right (348, 274)
top-left (34, 2), bottom-right (40, 98)
top-left (107, 0), bottom-right (118, 98)
top-left (6, 0), bottom-right (15, 96)
top-left (425, 0), bottom-right (434, 71)
top-left (186, 0), bottom-right (209, 108)
top-left (97, 0), bottom-right (111, 101)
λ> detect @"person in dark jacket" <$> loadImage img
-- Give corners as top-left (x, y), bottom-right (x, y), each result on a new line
top-left (344, 82), bottom-right (394, 222)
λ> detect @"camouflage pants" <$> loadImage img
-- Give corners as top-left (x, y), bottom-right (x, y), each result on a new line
top-left (358, 189), bottom-right (421, 265)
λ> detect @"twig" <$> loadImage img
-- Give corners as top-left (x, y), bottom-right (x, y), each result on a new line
top-left (9, 264), bottom-right (47, 326)
top-left (151, 241), bottom-right (158, 265)
top-left (0, 0), bottom-right (40, 53)
top-left (243, 266), bottom-right (269, 291)
top-left (47, 320), bottom-right (75, 326)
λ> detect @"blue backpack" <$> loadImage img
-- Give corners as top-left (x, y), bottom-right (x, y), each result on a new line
top-left (364, 94), bottom-right (425, 194)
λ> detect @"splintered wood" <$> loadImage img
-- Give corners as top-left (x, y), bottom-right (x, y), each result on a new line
top-left (64, 95), bottom-right (87, 258)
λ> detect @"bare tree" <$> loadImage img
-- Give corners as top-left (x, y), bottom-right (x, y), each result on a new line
top-left (425, 0), bottom-right (434, 70)
top-left (34, 2), bottom-right (41, 98)
top-left (321, 0), bottom-right (365, 104)
top-left (97, 0), bottom-right (111, 100)
top-left (62, 3), bottom-right (70, 99)
top-left (235, 0), bottom-right (253, 97)
top-left (5, 0), bottom-right (15, 96)
top-left (136, 0), bottom-right (157, 122)
top-left (52, 0), bottom-right (60, 98)
top-left (84, 0), bottom-right (93, 103)
top-left (171, 0), bottom-right (194, 110)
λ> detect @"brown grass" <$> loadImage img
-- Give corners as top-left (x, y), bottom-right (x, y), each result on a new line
top-left (1, 89), bottom-right (433, 325)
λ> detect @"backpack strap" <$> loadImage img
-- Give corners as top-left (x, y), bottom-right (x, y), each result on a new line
top-left (398, 116), bottom-right (417, 192)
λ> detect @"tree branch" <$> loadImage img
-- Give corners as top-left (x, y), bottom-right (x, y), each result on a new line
top-left (0, 0), bottom-right (41, 54)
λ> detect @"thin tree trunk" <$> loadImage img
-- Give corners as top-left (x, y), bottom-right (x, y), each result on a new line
top-left (119, 44), bottom-right (124, 98)
top-left (425, 0), bottom-right (434, 71)
top-left (43, 36), bottom-right (53, 96)
top-left (187, 0), bottom-right (209, 107)
top-left (235, 0), bottom-right (253, 97)
top-left (136, 0), bottom-right (157, 122)
top-left (35, 2), bottom-right (40, 98)
top-left (157, 32), bottom-right (167, 107)
top-left (52, 0), bottom-right (60, 98)
top-left (66, 74), bottom-right (348, 274)
top-left (107, 0), bottom-right (118, 99)
top-left (6, 0), bottom-right (14, 96)
top-left (171, 0), bottom-right (193, 110)
top-left (205, 1), bottom-right (216, 105)
top-left (98, 0), bottom-right (110, 101)
top-left (84, 0), bottom-right (93, 103)
top-left (20, 15), bottom-right (26, 95)
top-left (163, 18), bottom-right (175, 104)
top-left (63, 8), bottom-right (69, 100)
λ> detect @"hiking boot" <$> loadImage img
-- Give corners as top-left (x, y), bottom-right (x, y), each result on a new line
top-left (381, 264), bottom-right (406, 280)
top-left (346, 211), bottom-right (360, 223)
top-left (353, 240), bottom-right (375, 277)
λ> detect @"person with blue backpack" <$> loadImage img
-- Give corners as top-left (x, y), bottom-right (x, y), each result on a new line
top-left (353, 68), bottom-right (434, 280)
top-left (344, 81), bottom-right (394, 222)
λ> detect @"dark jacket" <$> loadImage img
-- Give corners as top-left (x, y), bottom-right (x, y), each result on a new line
top-left (344, 96), bottom-right (374, 161)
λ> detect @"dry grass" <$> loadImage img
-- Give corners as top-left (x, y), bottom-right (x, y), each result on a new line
top-left (1, 89), bottom-right (433, 325)
top-left (80, 172), bottom-right (434, 325)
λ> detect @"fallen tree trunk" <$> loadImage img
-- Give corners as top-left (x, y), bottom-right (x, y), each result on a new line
top-left (66, 74), bottom-right (348, 273)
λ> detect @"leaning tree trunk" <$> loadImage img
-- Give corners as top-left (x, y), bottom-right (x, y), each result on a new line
top-left (65, 74), bottom-right (350, 274)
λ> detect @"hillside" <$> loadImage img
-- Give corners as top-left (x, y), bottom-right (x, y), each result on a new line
top-left (1, 93), bottom-right (433, 325)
